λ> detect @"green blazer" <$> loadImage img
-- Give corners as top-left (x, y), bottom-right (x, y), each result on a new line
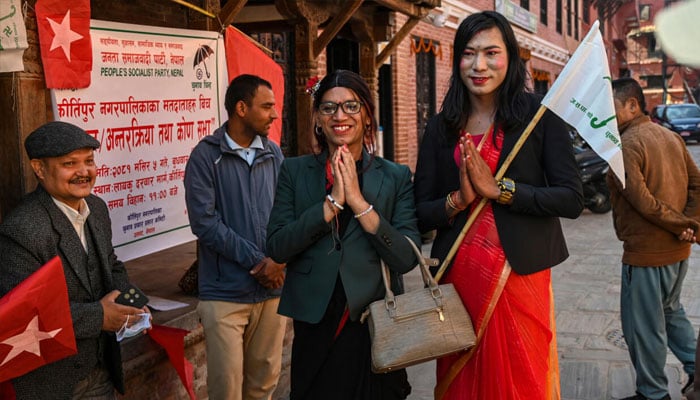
top-left (267, 151), bottom-right (421, 323)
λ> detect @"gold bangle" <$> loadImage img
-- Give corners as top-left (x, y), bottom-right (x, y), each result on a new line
top-left (354, 204), bottom-right (374, 219)
top-left (446, 191), bottom-right (465, 211)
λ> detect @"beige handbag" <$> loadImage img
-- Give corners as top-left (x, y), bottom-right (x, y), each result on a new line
top-left (362, 237), bottom-right (476, 373)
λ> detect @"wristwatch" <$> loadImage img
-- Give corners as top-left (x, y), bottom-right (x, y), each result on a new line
top-left (496, 177), bottom-right (515, 205)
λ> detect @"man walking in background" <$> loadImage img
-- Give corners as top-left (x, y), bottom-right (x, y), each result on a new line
top-left (608, 77), bottom-right (700, 400)
top-left (184, 74), bottom-right (285, 400)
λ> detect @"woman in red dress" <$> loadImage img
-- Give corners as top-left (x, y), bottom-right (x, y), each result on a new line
top-left (414, 11), bottom-right (583, 399)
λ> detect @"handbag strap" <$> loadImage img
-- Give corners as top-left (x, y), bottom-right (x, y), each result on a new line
top-left (360, 236), bottom-right (439, 323)
top-left (380, 236), bottom-right (440, 300)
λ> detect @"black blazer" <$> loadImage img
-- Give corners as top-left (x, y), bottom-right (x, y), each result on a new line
top-left (0, 186), bottom-right (130, 398)
top-left (414, 93), bottom-right (583, 275)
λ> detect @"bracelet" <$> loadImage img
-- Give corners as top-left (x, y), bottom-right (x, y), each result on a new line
top-left (325, 198), bottom-right (339, 215)
top-left (354, 204), bottom-right (374, 219)
top-left (326, 194), bottom-right (344, 211)
top-left (446, 191), bottom-right (465, 211)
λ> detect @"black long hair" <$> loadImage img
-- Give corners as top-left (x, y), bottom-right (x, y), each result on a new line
top-left (312, 70), bottom-right (378, 155)
top-left (441, 11), bottom-right (529, 141)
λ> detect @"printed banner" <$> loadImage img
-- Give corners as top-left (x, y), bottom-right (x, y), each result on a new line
top-left (52, 20), bottom-right (228, 261)
top-left (0, 0), bottom-right (29, 72)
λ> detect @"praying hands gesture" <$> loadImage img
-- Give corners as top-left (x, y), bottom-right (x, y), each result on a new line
top-left (323, 145), bottom-right (379, 233)
top-left (460, 134), bottom-right (501, 201)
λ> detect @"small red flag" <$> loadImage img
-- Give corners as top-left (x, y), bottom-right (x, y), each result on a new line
top-left (148, 325), bottom-right (196, 400)
top-left (225, 27), bottom-right (285, 145)
top-left (35, 0), bottom-right (92, 89)
top-left (0, 256), bottom-right (77, 383)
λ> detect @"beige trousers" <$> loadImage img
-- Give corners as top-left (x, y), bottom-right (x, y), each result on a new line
top-left (197, 298), bottom-right (286, 400)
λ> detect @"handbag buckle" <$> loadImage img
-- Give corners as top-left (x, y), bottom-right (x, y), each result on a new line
top-left (385, 298), bottom-right (397, 318)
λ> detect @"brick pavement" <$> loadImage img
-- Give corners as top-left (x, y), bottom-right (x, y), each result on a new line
top-left (405, 210), bottom-right (700, 400)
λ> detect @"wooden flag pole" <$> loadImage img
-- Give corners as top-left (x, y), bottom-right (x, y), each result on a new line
top-left (434, 105), bottom-right (547, 282)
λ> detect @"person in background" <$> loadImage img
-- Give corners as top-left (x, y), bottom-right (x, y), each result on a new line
top-left (266, 69), bottom-right (420, 400)
top-left (0, 121), bottom-right (149, 399)
top-left (413, 11), bottom-right (583, 399)
top-left (608, 77), bottom-right (700, 400)
top-left (184, 74), bottom-right (286, 400)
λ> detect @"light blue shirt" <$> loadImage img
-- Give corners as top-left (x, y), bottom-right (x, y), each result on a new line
top-left (224, 133), bottom-right (264, 166)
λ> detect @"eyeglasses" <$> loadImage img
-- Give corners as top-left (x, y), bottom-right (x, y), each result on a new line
top-left (318, 101), bottom-right (363, 115)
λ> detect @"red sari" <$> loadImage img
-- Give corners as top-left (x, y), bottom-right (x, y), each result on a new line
top-left (436, 127), bottom-right (560, 400)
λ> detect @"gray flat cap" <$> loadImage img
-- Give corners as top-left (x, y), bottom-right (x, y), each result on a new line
top-left (25, 121), bottom-right (100, 159)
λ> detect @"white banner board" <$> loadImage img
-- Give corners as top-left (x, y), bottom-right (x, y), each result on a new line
top-left (52, 20), bottom-right (228, 261)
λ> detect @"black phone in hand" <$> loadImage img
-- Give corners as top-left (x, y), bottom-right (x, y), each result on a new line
top-left (115, 285), bottom-right (149, 308)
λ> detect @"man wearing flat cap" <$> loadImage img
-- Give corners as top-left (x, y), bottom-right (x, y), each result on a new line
top-left (0, 121), bottom-right (148, 399)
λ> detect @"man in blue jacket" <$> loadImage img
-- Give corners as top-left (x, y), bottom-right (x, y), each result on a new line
top-left (184, 74), bottom-right (285, 400)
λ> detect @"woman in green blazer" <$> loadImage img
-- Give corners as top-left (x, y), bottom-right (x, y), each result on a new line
top-left (267, 70), bottom-right (420, 400)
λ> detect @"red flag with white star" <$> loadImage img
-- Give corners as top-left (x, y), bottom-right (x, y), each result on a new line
top-left (35, 0), bottom-right (92, 89)
top-left (0, 256), bottom-right (77, 383)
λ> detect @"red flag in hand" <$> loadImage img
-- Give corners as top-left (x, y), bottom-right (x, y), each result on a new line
top-left (35, 0), bottom-right (92, 89)
top-left (0, 256), bottom-right (77, 383)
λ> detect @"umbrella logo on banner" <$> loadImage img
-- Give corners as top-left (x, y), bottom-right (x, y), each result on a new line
top-left (193, 44), bottom-right (214, 79)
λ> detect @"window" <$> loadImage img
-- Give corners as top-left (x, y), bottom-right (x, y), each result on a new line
top-left (567, 0), bottom-right (572, 36)
top-left (574, 0), bottom-right (579, 39)
top-left (643, 75), bottom-right (664, 88)
top-left (647, 34), bottom-right (661, 58)
top-left (556, 0), bottom-right (563, 33)
top-left (414, 37), bottom-right (437, 144)
top-left (541, 0), bottom-right (549, 25)
top-left (521, 0), bottom-right (530, 10)
top-left (532, 69), bottom-right (550, 95)
top-left (583, 0), bottom-right (590, 23)
top-left (640, 4), bottom-right (651, 21)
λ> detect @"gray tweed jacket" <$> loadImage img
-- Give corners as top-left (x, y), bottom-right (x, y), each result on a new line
top-left (0, 185), bottom-right (130, 399)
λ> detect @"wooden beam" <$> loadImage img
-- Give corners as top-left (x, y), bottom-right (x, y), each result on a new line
top-left (373, 0), bottom-right (429, 18)
top-left (219, 0), bottom-right (249, 28)
top-left (375, 16), bottom-right (421, 69)
top-left (313, 0), bottom-right (364, 58)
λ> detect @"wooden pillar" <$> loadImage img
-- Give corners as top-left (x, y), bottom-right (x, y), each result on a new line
top-left (352, 17), bottom-right (379, 126)
top-left (276, 0), bottom-right (329, 155)
top-left (293, 20), bottom-right (320, 155)
top-left (0, 6), bottom-right (51, 220)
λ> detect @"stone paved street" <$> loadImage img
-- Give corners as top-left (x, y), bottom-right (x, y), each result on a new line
top-left (405, 143), bottom-right (700, 400)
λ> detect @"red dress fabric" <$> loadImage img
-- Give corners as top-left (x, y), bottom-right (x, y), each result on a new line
top-left (436, 127), bottom-right (560, 399)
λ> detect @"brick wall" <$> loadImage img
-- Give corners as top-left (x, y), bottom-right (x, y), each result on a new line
top-left (390, 14), bottom-right (457, 171)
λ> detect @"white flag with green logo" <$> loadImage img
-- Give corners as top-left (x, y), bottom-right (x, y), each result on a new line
top-left (542, 20), bottom-right (624, 187)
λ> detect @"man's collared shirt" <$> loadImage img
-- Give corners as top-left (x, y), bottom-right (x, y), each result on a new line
top-left (53, 197), bottom-right (91, 252)
top-left (225, 134), bottom-right (264, 166)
